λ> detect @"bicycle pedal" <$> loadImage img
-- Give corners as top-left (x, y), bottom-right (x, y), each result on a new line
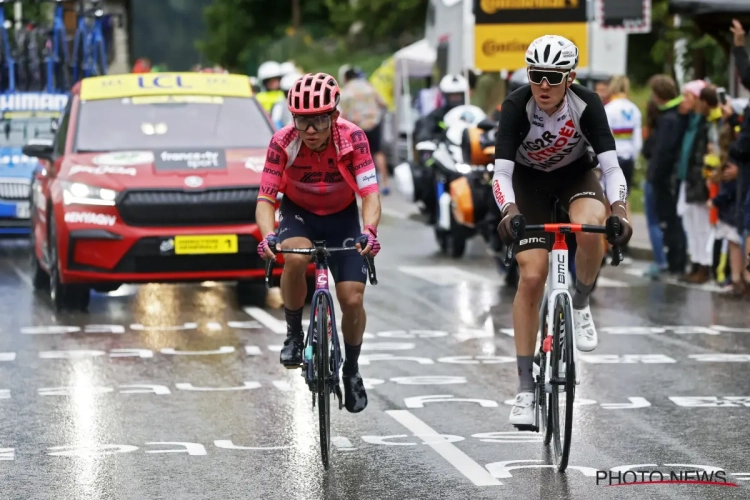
top-left (513, 424), bottom-right (538, 432)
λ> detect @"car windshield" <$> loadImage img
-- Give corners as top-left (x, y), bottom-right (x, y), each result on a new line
top-left (0, 113), bottom-right (57, 147)
top-left (74, 95), bottom-right (273, 151)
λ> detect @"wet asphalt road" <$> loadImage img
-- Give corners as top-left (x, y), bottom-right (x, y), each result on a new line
top-left (0, 200), bottom-right (749, 499)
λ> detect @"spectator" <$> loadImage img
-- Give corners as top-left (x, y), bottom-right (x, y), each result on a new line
top-left (728, 19), bottom-right (750, 280)
top-left (647, 74), bottom-right (688, 277)
top-left (710, 104), bottom-right (745, 295)
top-left (338, 67), bottom-right (390, 194)
top-left (641, 97), bottom-right (669, 276)
top-left (604, 76), bottom-right (642, 239)
top-left (675, 81), bottom-right (712, 284)
top-left (595, 78), bottom-right (611, 104)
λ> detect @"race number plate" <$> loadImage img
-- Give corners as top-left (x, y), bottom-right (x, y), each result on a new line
top-left (174, 235), bottom-right (238, 254)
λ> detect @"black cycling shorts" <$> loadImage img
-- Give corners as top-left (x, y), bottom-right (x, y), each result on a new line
top-left (513, 161), bottom-right (606, 253)
top-left (278, 196), bottom-right (367, 284)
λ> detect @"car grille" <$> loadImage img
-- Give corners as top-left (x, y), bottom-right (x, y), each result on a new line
top-left (0, 180), bottom-right (30, 200)
top-left (117, 187), bottom-right (258, 226)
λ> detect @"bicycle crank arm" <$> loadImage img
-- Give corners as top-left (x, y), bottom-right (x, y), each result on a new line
top-left (333, 384), bottom-right (344, 410)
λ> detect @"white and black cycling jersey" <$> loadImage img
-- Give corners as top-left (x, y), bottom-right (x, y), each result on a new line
top-left (492, 83), bottom-right (627, 211)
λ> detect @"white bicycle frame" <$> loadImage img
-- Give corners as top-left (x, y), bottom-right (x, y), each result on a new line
top-left (538, 243), bottom-right (580, 391)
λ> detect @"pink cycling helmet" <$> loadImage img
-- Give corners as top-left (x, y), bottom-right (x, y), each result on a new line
top-left (287, 73), bottom-right (340, 115)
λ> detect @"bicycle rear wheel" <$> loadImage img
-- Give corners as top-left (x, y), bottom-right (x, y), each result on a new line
top-left (548, 293), bottom-right (575, 471)
top-left (315, 295), bottom-right (331, 469)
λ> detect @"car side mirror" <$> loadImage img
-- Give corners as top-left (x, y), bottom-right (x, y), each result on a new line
top-left (23, 138), bottom-right (54, 161)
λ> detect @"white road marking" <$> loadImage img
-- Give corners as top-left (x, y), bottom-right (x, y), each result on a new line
top-left (331, 437), bottom-right (357, 450)
top-left (244, 345), bottom-right (262, 356)
top-left (243, 307), bottom-right (286, 334)
top-left (398, 266), bottom-right (498, 286)
top-left (386, 410), bottom-right (503, 486)
top-left (595, 277), bottom-right (629, 287)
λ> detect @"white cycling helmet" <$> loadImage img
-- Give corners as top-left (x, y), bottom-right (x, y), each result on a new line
top-left (439, 74), bottom-right (468, 94)
top-left (257, 61), bottom-right (283, 82)
top-left (525, 35), bottom-right (579, 70)
top-left (279, 61), bottom-right (297, 75)
top-left (280, 72), bottom-right (301, 92)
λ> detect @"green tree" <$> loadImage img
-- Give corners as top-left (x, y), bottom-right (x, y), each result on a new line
top-left (324, 0), bottom-right (427, 40)
top-left (197, 0), bottom-right (333, 72)
top-left (627, 0), bottom-right (727, 86)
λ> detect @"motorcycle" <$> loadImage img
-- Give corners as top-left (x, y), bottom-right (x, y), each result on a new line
top-left (393, 105), bottom-right (487, 228)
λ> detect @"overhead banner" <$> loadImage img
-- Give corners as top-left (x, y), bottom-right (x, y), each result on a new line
top-left (474, 0), bottom-right (588, 72)
top-left (475, 0), bottom-right (586, 24)
top-left (596, 0), bottom-right (651, 33)
top-left (475, 22), bottom-right (588, 72)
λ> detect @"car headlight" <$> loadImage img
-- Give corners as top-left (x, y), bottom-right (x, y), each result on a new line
top-left (455, 163), bottom-right (471, 174)
top-left (62, 181), bottom-right (118, 206)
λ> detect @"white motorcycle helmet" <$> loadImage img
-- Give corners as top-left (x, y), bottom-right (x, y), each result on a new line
top-left (257, 61), bottom-right (284, 86)
top-left (280, 72), bottom-right (301, 93)
top-left (525, 35), bottom-right (579, 71)
top-left (279, 61), bottom-right (297, 76)
top-left (439, 74), bottom-right (469, 108)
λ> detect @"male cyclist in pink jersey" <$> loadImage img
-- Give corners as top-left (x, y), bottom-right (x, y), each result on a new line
top-left (256, 73), bottom-right (381, 413)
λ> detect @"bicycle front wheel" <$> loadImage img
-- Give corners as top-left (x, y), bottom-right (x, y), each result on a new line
top-left (548, 293), bottom-right (575, 472)
top-left (316, 295), bottom-right (331, 469)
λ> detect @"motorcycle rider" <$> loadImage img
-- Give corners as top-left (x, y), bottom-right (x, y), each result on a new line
top-left (256, 61), bottom-right (286, 113)
top-left (414, 74), bottom-right (470, 143)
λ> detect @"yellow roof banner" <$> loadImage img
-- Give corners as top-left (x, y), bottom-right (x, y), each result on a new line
top-left (475, 22), bottom-right (588, 71)
top-left (80, 73), bottom-right (253, 101)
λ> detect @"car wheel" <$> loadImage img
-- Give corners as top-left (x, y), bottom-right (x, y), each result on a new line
top-left (48, 215), bottom-right (90, 312)
top-left (29, 222), bottom-right (49, 290)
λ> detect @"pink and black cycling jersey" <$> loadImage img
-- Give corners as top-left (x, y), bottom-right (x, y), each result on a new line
top-left (258, 119), bottom-right (379, 216)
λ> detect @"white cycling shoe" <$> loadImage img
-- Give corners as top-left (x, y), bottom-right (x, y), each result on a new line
top-left (573, 305), bottom-right (598, 352)
top-left (508, 391), bottom-right (535, 426)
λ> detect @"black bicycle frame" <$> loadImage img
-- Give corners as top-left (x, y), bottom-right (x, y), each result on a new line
top-left (264, 238), bottom-right (377, 385)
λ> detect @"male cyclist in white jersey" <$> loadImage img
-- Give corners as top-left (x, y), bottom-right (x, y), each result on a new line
top-left (492, 35), bottom-right (633, 426)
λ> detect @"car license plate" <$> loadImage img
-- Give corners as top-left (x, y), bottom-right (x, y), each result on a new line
top-left (174, 235), bottom-right (238, 254)
top-left (15, 201), bottom-right (30, 219)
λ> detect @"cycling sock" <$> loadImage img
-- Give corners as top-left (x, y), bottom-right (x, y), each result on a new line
top-left (517, 355), bottom-right (535, 392)
top-left (343, 343), bottom-right (362, 375)
top-left (284, 307), bottom-right (303, 336)
top-left (572, 278), bottom-right (595, 309)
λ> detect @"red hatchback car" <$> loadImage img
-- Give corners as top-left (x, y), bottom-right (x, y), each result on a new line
top-left (22, 72), bottom-right (313, 311)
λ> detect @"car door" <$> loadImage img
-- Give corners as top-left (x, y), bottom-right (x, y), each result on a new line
top-left (32, 98), bottom-right (72, 261)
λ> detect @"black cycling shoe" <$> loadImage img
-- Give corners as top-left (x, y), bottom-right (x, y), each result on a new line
top-left (342, 370), bottom-right (368, 413)
top-left (279, 332), bottom-right (304, 368)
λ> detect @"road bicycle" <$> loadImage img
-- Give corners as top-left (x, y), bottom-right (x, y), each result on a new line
top-left (71, 0), bottom-right (106, 82)
top-left (264, 237), bottom-right (377, 469)
top-left (0, 0), bottom-right (17, 91)
top-left (504, 211), bottom-right (623, 471)
top-left (36, 0), bottom-right (72, 92)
